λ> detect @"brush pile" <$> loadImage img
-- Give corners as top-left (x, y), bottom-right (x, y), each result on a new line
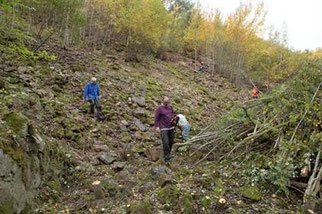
top-left (192, 60), bottom-right (322, 206)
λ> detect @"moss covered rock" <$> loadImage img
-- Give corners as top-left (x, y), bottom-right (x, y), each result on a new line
top-left (0, 201), bottom-right (14, 214)
top-left (128, 200), bottom-right (153, 214)
top-left (242, 186), bottom-right (261, 201)
top-left (3, 112), bottom-right (28, 136)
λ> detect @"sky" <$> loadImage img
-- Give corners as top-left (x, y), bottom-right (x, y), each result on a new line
top-left (197, 0), bottom-right (322, 50)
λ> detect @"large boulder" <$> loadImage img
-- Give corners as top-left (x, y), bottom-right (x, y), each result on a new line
top-left (0, 112), bottom-right (46, 213)
top-left (0, 148), bottom-right (42, 213)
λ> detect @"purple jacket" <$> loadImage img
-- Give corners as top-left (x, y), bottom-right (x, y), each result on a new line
top-left (154, 105), bottom-right (174, 129)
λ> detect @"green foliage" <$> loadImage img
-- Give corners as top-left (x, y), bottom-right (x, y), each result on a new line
top-left (178, 193), bottom-right (195, 214)
top-left (2, 0), bottom-right (320, 86)
top-left (206, 60), bottom-right (322, 194)
top-left (119, 0), bottom-right (171, 52)
top-left (0, 43), bottom-right (57, 62)
top-left (200, 196), bottom-right (212, 209)
top-left (268, 160), bottom-right (295, 195)
top-left (36, 51), bottom-right (57, 61)
top-left (3, 112), bottom-right (28, 135)
top-left (128, 200), bottom-right (153, 214)
top-left (0, 201), bottom-right (14, 214)
top-left (157, 185), bottom-right (180, 207)
top-left (1, 146), bottom-right (29, 167)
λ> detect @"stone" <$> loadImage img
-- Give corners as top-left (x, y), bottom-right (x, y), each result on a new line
top-left (120, 124), bottom-right (128, 131)
top-left (241, 186), bottom-right (262, 201)
top-left (159, 174), bottom-right (174, 187)
top-left (54, 63), bottom-right (63, 71)
top-left (32, 133), bottom-right (46, 153)
top-left (93, 145), bottom-right (109, 152)
top-left (97, 152), bottom-right (116, 165)
top-left (0, 149), bottom-right (41, 213)
top-left (4, 66), bottom-right (16, 72)
top-left (146, 146), bottom-right (163, 162)
top-left (34, 89), bottom-right (48, 98)
top-left (133, 118), bottom-right (146, 132)
top-left (17, 66), bottom-right (28, 73)
top-left (219, 198), bottom-right (226, 204)
top-left (134, 109), bottom-right (146, 119)
top-left (92, 180), bottom-right (101, 186)
top-left (132, 96), bottom-right (146, 107)
top-left (139, 182), bottom-right (154, 193)
top-left (121, 120), bottom-right (130, 127)
top-left (151, 166), bottom-right (171, 177)
top-left (179, 61), bottom-right (186, 67)
top-left (92, 128), bottom-right (99, 133)
top-left (112, 162), bottom-right (126, 171)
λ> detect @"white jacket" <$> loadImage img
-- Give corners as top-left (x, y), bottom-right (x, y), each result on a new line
top-left (177, 114), bottom-right (189, 128)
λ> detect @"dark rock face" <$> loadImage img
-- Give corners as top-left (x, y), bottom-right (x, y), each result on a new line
top-left (0, 132), bottom-right (45, 213)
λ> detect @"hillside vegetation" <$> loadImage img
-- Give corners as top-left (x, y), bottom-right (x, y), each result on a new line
top-left (0, 0), bottom-right (321, 214)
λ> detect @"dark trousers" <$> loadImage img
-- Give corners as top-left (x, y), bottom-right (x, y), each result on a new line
top-left (89, 99), bottom-right (102, 116)
top-left (161, 129), bottom-right (175, 161)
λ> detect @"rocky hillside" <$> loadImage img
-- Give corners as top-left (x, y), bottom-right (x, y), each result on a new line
top-left (0, 40), bottom-right (306, 213)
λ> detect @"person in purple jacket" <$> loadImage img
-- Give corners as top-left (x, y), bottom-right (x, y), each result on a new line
top-left (155, 96), bottom-right (175, 162)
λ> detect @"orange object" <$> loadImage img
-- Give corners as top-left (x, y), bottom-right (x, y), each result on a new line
top-left (252, 88), bottom-right (259, 98)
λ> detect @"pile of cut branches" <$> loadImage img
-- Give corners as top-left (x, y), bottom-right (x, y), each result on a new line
top-left (191, 60), bottom-right (322, 205)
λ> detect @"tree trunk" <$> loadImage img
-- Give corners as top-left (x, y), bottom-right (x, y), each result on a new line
top-left (64, 6), bottom-right (70, 48)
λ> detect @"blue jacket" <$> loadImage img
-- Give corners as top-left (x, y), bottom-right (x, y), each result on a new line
top-left (83, 82), bottom-right (100, 100)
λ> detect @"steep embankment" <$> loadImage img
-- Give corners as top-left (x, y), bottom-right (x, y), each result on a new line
top-left (1, 41), bottom-right (249, 213)
top-left (3, 41), bottom-right (309, 213)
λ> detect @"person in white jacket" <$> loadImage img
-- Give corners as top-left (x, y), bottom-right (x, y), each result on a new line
top-left (175, 114), bottom-right (191, 141)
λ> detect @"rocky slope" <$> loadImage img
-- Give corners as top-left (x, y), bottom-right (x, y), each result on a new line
top-left (0, 41), bottom-right (305, 213)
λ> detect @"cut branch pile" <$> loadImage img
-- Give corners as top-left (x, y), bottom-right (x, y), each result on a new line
top-left (188, 60), bottom-right (322, 204)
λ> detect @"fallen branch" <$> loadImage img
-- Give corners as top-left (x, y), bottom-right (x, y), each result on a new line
top-left (304, 150), bottom-right (321, 203)
top-left (290, 181), bottom-right (308, 189)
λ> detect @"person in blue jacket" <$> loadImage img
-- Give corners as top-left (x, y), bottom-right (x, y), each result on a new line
top-left (83, 77), bottom-right (104, 119)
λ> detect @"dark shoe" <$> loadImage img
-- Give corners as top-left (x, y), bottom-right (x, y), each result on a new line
top-left (97, 114), bottom-right (105, 121)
